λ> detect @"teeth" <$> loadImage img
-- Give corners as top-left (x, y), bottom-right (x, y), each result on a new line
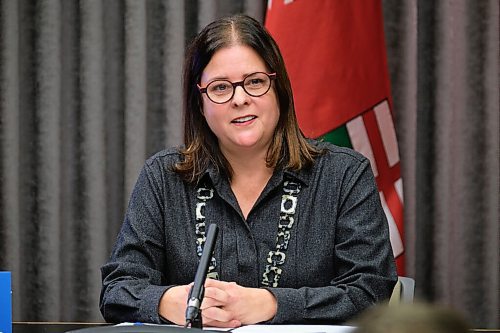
top-left (233, 116), bottom-right (256, 123)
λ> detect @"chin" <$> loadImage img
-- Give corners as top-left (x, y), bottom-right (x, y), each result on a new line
top-left (231, 135), bottom-right (261, 147)
top-left (226, 133), bottom-right (273, 151)
top-left (234, 141), bottom-right (260, 149)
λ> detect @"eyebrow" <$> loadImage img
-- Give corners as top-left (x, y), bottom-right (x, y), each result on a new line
top-left (204, 75), bottom-right (230, 82)
top-left (203, 71), bottom-right (263, 83)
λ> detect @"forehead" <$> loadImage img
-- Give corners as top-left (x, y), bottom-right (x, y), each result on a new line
top-left (201, 45), bottom-right (267, 82)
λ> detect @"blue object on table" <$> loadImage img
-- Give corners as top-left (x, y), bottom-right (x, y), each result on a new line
top-left (0, 272), bottom-right (12, 333)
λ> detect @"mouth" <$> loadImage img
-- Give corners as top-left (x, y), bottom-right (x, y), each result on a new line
top-left (231, 115), bottom-right (257, 124)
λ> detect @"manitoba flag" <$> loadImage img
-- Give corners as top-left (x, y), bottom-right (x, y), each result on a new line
top-left (266, 0), bottom-right (405, 273)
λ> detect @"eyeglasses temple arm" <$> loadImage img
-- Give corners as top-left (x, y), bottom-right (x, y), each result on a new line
top-left (197, 84), bottom-right (207, 93)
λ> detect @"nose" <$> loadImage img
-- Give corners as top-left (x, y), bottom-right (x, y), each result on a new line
top-left (231, 85), bottom-right (250, 106)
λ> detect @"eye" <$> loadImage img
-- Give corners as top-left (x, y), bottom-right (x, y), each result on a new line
top-left (244, 73), bottom-right (269, 90)
top-left (208, 81), bottom-right (232, 95)
top-left (248, 78), bottom-right (264, 86)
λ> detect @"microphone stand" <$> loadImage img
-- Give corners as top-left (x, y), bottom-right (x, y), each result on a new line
top-left (185, 224), bottom-right (219, 329)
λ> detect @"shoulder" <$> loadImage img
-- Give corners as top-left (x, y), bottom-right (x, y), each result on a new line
top-left (140, 147), bottom-right (185, 180)
top-left (290, 139), bottom-right (372, 187)
top-left (309, 139), bottom-right (369, 169)
top-left (145, 147), bottom-right (183, 167)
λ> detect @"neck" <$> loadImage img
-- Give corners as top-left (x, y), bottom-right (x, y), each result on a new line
top-left (221, 145), bottom-right (273, 181)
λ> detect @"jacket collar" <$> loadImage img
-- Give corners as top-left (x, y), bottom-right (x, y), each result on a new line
top-left (202, 161), bottom-right (313, 188)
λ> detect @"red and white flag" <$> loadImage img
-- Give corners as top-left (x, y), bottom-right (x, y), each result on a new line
top-left (266, 0), bottom-right (405, 273)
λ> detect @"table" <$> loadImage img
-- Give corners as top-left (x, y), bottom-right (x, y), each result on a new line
top-left (13, 322), bottom-right (108, 333)
top-left (12, 322), bottom-right (500, 333)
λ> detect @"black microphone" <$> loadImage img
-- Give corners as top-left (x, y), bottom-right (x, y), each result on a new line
top-left (185, 223), bottom-right (219, 328)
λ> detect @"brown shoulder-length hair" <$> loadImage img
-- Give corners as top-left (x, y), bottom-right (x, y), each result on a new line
top-left (174, 14), bottom-right (321, 183)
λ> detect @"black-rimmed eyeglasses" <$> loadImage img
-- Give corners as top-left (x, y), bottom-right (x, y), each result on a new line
top-left (198, 72), bottom-right (276, 104)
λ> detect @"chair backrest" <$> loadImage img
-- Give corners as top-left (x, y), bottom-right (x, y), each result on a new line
top-left (389, 276), bottom-right (415, 305)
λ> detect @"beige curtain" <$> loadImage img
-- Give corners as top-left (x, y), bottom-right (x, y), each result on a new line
top-left (0, 0), bottom-right (498, 328)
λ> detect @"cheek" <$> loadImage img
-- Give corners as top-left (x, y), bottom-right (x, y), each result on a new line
top-left (201, 105), bottom-right (225, 131)
top-left (201, 99), bottom-right (214, 121)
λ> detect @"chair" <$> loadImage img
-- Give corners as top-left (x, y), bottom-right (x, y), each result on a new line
top-left (389, 276), bottom-right (415, 305)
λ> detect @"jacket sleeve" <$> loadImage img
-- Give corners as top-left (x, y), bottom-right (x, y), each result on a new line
top-left (267, 159), bottom-right (398, 324)
top-left (100, 163), bottom-right (172, 324)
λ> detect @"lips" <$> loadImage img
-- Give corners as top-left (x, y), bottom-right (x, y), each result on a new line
top-left (231, 115), bottom-right (257, 124)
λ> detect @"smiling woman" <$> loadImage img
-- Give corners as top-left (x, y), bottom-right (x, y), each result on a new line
top-left (99, 14), bottom-right (397, 328)
top-left (199, 45), bottom-right (280, 160)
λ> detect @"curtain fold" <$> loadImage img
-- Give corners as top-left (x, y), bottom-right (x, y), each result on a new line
top-left (124, 0), bottom-right (148, 199)
top-left (102, 0), bottom-right (125, 251)
top-left (31, 0), bottom-right (62, 319)
top-left (0, 0), bottom-right (21, 320)
top-left (79, 0), bottom-right (108, 320)
top-left (0, 0), bottom-right (497, 327)
top-left (163, 0), bottom-right (185, 150)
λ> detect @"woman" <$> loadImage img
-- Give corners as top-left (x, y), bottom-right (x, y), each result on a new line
top-left (100, 14), bottom-right (397, 327)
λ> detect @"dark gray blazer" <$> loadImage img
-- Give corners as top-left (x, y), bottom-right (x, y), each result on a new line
top-left (100, 141), bottom-right (397, 324)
